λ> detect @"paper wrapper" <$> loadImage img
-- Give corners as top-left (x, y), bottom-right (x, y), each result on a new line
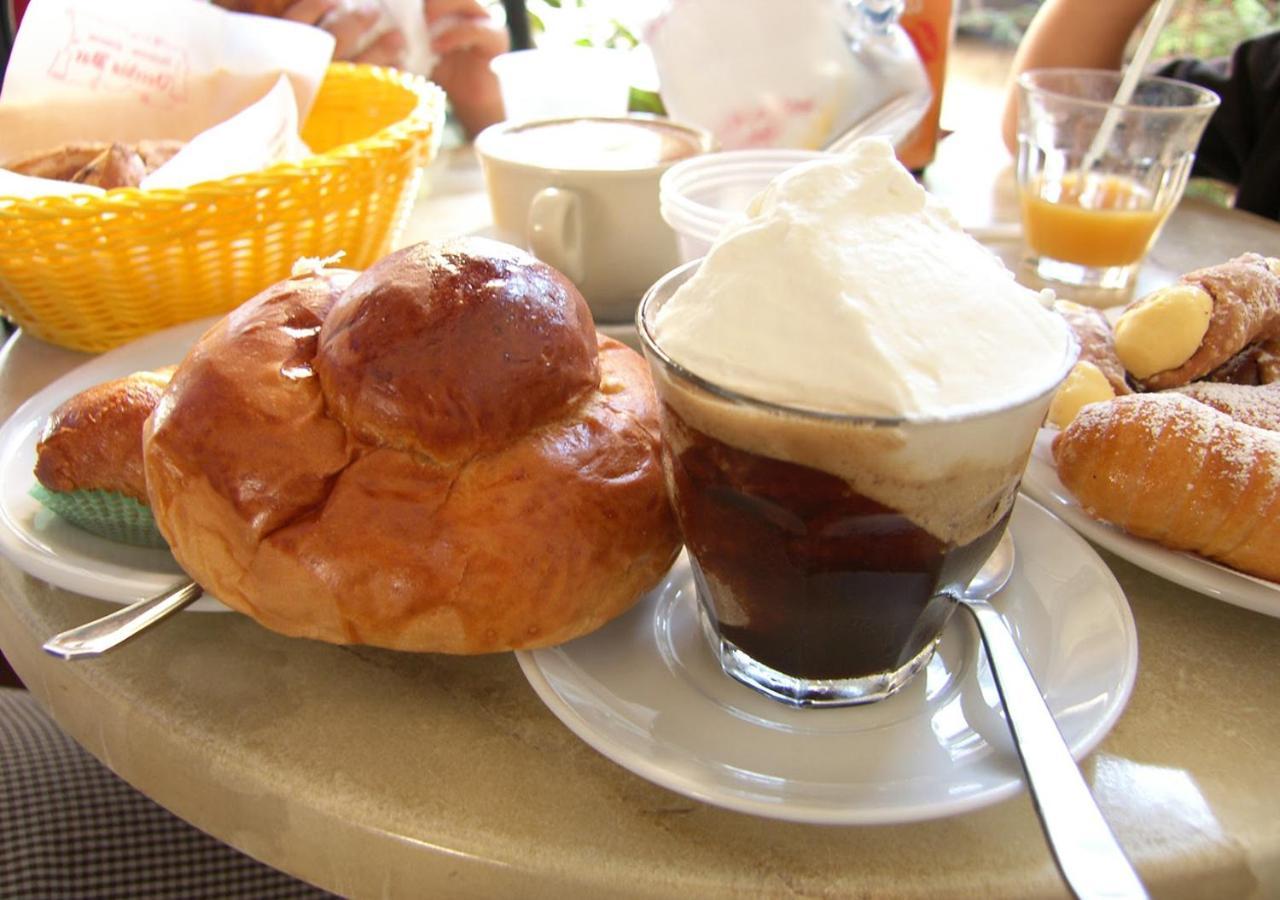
top-left (29, 485), bottom-right (168, 549)
top-left (0, 0), bottom-right (335, 194)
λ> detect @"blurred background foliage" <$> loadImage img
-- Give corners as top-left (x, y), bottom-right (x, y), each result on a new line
top-left (496, 0), bottom-right (662, 49)
top-left (490, 0), bottom-right (667, 110)
top-left (1154, 0), bottom-right (1280, 57)
top-left (957, 0), bottom-right (1280, 58)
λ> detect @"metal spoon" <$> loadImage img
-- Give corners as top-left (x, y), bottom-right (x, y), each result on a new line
top-left (961, 533), bottom-right (1147, 900)
top-left (42, 580), bottom-right (203, 660)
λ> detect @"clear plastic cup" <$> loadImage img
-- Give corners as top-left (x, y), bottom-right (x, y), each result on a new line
top-left (658, 150), bottom-right (828, 261)
top-left (490, 48), bottom-right (633, 122)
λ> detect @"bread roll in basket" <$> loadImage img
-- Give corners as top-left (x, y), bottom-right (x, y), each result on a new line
top-left (143, 238), bottom-right (681, 653)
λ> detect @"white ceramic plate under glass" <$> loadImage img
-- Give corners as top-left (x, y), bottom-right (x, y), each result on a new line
top-left (0, 318), bottom-right (227, 611)
top-left (517, 495), bottom-right (1138, 825)
top-left (1022, 429), bottom-right (1280, 618)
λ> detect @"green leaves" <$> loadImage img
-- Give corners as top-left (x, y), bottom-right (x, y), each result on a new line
top-left (509, 2), bottom-right (666, 110)
top-left (628, 87), bottom-right (666, 115)
top-left (1153, 0), bottom-right (1279, 60)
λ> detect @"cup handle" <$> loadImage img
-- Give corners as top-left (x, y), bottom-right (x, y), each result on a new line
top-left (528, 187), bottom-right (585, 286)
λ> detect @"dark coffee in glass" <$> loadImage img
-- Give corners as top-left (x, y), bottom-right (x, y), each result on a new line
top-left (666, 408), bottom-right (1012, 704)
top-left (637, 263), bottom-right (1076, 708)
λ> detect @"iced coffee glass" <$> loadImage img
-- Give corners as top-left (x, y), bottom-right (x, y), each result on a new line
top-left (1016, 69), bottom-right (1219, 294)
top-left (638, 262), bottom-right (1078, 708)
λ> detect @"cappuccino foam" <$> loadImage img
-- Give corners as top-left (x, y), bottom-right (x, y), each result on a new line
top-left (485, 119), bottom-right (702, 171)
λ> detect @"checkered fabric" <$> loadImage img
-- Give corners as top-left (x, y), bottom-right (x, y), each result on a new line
top-left (0, 688), bottom-right (333, 899)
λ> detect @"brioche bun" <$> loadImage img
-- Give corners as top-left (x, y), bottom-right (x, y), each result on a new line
top-left (143, 238), bottom-right (680, 652)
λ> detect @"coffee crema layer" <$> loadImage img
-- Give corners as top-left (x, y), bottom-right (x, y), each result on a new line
top-left (653, 365), bottom-right (1039, 548)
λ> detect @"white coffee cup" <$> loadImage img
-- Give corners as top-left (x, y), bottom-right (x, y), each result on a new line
top-left (474, 115), bottom-right (716, 323)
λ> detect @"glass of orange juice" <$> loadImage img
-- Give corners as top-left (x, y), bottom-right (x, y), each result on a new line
top-left (1016, 69), bottom-right (1219, 295)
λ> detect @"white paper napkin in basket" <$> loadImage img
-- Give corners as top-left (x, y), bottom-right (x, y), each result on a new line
top-left (0, 0), bottom-right (334, 195)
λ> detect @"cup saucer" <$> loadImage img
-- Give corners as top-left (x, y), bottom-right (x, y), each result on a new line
top-left (516, 495), bottom-right (1138, 825)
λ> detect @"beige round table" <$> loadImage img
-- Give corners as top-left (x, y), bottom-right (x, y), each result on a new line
top-left (2, 138), bottom-right (1279, 899)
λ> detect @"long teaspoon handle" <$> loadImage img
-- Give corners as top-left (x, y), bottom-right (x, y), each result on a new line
top-left (43, 581), bottom-right (204, 660)
top-left (962, 598), bottom-right (1147, 900)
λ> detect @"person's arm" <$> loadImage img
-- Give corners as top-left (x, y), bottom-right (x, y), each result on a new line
top-left (280, 0), bottom-right (509, 138)
top-left (1000, 0), bottom-right (1157, 153)
top-left (425, 0), bottom-right (509, 139)
top-left (282, 0), bottom-right (409, 66)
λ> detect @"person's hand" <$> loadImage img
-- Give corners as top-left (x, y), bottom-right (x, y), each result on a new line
top-left (282, 0), bottom-right (408, 67)
top-left (425, 0), bottom-right (509, 137)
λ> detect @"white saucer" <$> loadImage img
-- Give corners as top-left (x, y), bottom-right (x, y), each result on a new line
top-left (517, 495), bottom-right (1138, 825)
top-left (1023, 429), bottom-right (1280, 618)
top-left (0, 317), bottom-right (227, 611)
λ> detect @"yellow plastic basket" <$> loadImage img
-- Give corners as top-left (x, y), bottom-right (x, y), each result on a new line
top-left (0, 63), bottom-right (446, 352)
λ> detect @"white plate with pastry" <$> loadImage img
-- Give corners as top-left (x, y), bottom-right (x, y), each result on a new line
top-left (0, 317), bottom-right (228, 611)
top-left (517, 496), bottom-right (1139, 825)
top-left (1030, 253), bottom-right (1280, 617)
top-left (1022, 427), bottom-right (1280, 618)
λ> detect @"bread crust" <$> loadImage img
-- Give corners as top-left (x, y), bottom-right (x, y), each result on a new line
top-left (315, 240), bottom-right (600, 465)
top-left (209, 0), bottom-right (295, 15)
top-left (1052, 391), bottom-right (1280, 582)
top-left (35, 368), bottom-right (175, 503)
top-left (6, 139), bottom-right (184, 186)
top-left (71, 143), bottom-right (147, 189)
top-left (1175, 381), bottom-right (1280, 431)
top-left (143, 240), bottom-right (680, 652)
top-left (136, 139), bottom-right (186, 173)
top-left (6, 142), bottom-right (109, 181)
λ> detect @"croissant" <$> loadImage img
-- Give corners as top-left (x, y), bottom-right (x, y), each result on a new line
top-left (135, 139), bottom-right (186, 173)
top-left (1175, 382), bottom-right (1280, 432)
top-left (1052, 392), bottom-right (1280, 582)
top-left (6, 142), bottom-right (109, 181)
top-left (71, 143), bottom-right (147, 189)
top-left (6, 139), bottom-right (182, 187)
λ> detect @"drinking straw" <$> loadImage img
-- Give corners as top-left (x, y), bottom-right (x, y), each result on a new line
top-left (1081, 0), bottom-right (1180, 173)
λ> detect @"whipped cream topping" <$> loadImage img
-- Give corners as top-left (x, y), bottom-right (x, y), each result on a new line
top-left (652, 138), bottom-right (1071, 420)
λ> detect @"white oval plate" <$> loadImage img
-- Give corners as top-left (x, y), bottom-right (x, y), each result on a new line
top-left (0, 318), bottom-right (228, 611)
top-left (1022, 428), bottom-right (1280, 618)
top-left (517, 496), bottom-right (1138, 825)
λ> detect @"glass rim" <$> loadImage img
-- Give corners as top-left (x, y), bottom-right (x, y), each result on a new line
top-left (1017, 67), bottom-right (1221, 113)
top-left (636, 260), bottom-right (1081, 429)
